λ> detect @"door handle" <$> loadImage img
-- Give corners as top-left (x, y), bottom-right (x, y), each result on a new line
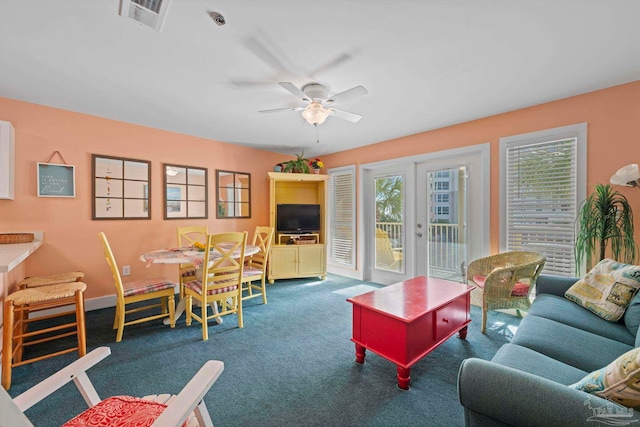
top-left (416, 232), bottom-right (423, 238)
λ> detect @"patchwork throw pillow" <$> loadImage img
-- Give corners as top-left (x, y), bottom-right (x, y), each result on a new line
top-left (571, 347), bottom-right (640, 409)
top-left (565, 259), bottom-right (640, 321)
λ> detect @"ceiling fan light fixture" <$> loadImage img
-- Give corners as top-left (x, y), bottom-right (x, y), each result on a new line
top-left (302, 102), bottom-right (330, 125)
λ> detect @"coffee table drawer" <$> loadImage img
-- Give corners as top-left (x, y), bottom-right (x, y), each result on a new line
top-left (434, 296), bottom-right (468, 340)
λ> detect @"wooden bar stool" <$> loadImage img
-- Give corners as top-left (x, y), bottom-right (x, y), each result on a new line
top-left (16, 272), bottom-right (85, 336)
top-left (18, 271), bottom-right (84, 289)
top-left (2, 282), bottom-right (87, 390)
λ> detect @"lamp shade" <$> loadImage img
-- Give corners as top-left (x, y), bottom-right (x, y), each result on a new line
top-left (610, 164), bottom-right (640, 187)
top-left (301, 102), bottom-right (330, 125)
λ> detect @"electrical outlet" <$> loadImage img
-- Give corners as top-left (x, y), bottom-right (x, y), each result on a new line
top-left (122, 265), bottom-right (130, 276)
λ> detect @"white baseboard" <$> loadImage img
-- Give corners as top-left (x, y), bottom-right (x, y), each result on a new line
top-left (327, 266), bottom-right (362, 280)
top-left (85, 294), bottom-right (117, 312)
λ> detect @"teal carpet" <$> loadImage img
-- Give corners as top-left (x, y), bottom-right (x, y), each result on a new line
top-left (8, 274), bottom-right (521, 426)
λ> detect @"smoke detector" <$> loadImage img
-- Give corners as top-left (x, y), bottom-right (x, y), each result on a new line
top-left (119, 0), bottom-right (172, 32)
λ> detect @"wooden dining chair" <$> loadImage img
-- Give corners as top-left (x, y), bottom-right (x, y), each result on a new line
top-left (184, 231), bottom-right (247, 341)
top-left (241, 226), bottom-right (274, 305)
top-left (98, 232), bottom-right (176, 342)
top-left (3, 347), bottom-right (224, 427)
top-left (177, 226), bottom-right (208, 298)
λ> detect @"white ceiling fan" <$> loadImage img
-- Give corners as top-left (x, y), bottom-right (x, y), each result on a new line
top-left (259, 82), bottom-right (368, 126)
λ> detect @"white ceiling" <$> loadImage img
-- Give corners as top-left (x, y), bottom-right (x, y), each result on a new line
top-left (2, 1), bottom-right (640, 158)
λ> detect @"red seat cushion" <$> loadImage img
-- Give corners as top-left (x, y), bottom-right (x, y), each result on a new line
top-left (62, 395), bottom-right (186, 427)
top-left (472, 275), bottom-right (530, 297)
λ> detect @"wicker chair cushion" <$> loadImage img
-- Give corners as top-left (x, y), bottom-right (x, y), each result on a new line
top-left (472, 275), bottom-right (529, 297)
top-left (123, 278), bottom-right (176, 297)
top-left (184, 279), bottom-right (238, 295)
top-left (62, 395), bottom-right (186, 427)
top-left (571, 347), bottom-right (640, 409)
top-left (565, 259), bottom-right (640, 322)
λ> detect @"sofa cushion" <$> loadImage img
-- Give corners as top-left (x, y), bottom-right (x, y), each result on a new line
top-left (528, 294), bottom-right (634, 345)
top-left (571, 347), bottom-right (640, 409)
top-left (565, 259), bottom-right (640, 322)
top-left (625, 291), bottom-right (640, 338)
top-left (492, 344), bottom-right (589, 385)
top-left (511, 314), bottom-right (634, 372)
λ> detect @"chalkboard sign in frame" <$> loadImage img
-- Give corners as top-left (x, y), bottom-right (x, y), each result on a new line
top-left (37, 162), bottom-right (76, 198)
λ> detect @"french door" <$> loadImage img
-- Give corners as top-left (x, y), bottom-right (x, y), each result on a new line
top-left (416, 152), bottom-right (488, 282)
top-left (363, 145), bottom-right (489, 285)
top-left (364, 164), bottom-right (415, 285)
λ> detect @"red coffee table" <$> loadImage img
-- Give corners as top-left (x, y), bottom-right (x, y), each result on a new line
top-left (347, 276), bottom-right (475, 389)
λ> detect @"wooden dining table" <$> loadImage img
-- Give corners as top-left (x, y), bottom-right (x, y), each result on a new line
top-left (140, 244), bottom-right (260, 324)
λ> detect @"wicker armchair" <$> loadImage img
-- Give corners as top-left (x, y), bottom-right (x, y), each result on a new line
top-left (467, 251), bottom-right (546, 333)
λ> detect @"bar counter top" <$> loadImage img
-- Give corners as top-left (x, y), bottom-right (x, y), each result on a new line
top-left (0, 231), bottom-right (44, 273)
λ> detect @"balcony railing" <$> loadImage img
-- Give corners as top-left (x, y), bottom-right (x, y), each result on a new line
top-left (376, 222), bottom-right (465, 282)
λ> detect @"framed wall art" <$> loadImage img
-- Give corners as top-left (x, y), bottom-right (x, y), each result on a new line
top-left (92, 154), bottom-right (151, 220)
top-left (37, 162), bottom-right (76, 197)
top-left (164, 164), bottom-right (208, 219)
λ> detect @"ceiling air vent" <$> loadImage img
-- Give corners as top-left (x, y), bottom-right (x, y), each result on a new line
top-left (119, 0), bottom-right (172, 32)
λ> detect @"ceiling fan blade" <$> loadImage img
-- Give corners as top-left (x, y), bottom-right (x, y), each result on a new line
top-left (258, 107), bottom-right (305, 114)
top-left (244, 36), bottom-right (289, 73)
top-left (279, 82), bottom-right (311, 102)
top-left (326, 85), bottom-right (368, 104)
top-left (307, 53), bottom-right (353, 78)
top-left (329, 108), bottom-right (362, 123)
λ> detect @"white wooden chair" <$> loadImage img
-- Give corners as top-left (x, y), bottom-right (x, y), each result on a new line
top-left (0, 347), bottom-right (223, 427)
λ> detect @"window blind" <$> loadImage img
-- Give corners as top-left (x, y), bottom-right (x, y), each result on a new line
top-left (505, 138), bottom-right (578, 276)
top-left (328, 167), bottom-right (355, 268)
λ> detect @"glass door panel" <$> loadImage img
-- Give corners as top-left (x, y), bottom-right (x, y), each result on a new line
top-left (365, 163), bottom-right (414, 285)
top-left (426, 167), bottom-right (468, 283)
top-left (375, 175), bottom-right (404, 273)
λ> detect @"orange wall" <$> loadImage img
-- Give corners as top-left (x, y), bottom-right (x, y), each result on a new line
top-left (2, 80), bottom-right (640, 300)
top-left (0, 97), bottom-right (285, 300)
top-left (323, 80), bottom-right (640, 259)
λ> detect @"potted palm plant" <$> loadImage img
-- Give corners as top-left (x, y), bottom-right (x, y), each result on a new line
top-left (575, 183), bottom-right (637, 271)
top-left (282, 152), bottom-right (310, 174)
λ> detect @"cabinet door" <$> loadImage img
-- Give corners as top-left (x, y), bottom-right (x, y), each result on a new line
top-left (297, 245), bottom-right (326, 275)
top-left (269, 246), bottom-right (299, 278)
top-left (0, 121), bottom-right (15, 200)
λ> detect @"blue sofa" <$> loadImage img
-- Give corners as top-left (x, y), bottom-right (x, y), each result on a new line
top-left (458, 274), bottom-right (640, 426)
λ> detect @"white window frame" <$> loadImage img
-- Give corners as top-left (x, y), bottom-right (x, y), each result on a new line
top-left (500, 123), bottom-right (587, 277)
top-left (436, 194), bottom-right (450, 204)
top-left (327, 165), bottom-right (356, 272)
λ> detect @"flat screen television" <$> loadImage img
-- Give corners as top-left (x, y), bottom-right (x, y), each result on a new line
top-left (277, 204), bottom-right (321, 234)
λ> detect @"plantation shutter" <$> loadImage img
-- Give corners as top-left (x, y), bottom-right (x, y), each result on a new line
top-left (328, 167), bottom-right (355, 268)
top-left (505, 138), bottom-right (578, 276)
